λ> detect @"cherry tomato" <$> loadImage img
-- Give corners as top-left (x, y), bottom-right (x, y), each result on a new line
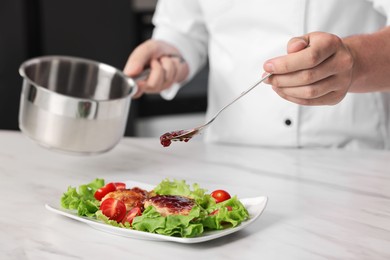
top-left (122, 207), bottom-right (142, 225)
top-left (209, 206), bottom-right (233, 216)
top-left (114, 182), bottom-right (126, 190)
top-left (100, 198), bottom-right (127, 222)
top-left (210, 189), bottom-right (231, 203)
top-left (94, 182), bottom-right (116, 201)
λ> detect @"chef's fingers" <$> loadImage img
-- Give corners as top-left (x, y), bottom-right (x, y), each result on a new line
top-left (272, 74), bottom-right (350, 105)
top-left (264, 32), bottom-right (340, 74)
top-left (145, 56), bottom-right (187, 92)
top-left (273, 88), bottom-right (347, 106)
top-left (143, 59), bottom-right (165, 92)
top-left (287, 37), bottom-right (309, 54)
top-left (266, 48), bottom-right (352, 87)
top-left (160, 56), bottom-right (177, 89)
top-left (169, 55), bottom-right (189, 83)
top-left (124, 41), bottom-right (156, 77)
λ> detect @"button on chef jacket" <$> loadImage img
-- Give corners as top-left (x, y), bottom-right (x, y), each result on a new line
top-left (152, 0), bottom-right (390, 149)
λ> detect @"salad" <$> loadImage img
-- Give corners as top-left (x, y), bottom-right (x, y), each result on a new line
top-left (60, 178), bottom-right (249, 238)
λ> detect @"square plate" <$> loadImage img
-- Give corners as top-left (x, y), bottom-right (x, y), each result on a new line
top-left (45, 180), bottom-right (268, 244)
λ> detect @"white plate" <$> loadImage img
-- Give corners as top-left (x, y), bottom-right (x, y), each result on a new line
top-left (45, 180), bottom-right (268, 244)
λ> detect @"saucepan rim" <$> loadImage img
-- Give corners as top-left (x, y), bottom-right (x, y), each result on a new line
top-left (19, 55), bottom-right (137, 103)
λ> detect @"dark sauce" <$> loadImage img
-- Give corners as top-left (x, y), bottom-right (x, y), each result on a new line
top-left (149, 195), bottom-right (194, 211)
top-left (159, 130), bottom-right (197, 147)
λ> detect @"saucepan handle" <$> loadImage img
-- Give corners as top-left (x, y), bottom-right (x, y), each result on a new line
top-left (126, 68), bottom-right (150, 97)
top-left (132, 68), bottom-right (151, 82)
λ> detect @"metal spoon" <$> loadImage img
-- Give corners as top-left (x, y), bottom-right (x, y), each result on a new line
top-left (160, 73), bottom-right (272, 147)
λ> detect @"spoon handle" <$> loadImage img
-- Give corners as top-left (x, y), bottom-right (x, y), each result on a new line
top-left (206, 73), bottom-right (272, 126)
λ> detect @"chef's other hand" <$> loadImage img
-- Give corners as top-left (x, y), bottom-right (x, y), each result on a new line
top-left (263, 32), bottom-right (354, 106)
top-left (124, 39), bottom-right (189, 98)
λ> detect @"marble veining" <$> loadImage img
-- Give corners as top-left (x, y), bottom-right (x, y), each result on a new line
top-left (1, 130), bottom-right (390, 260)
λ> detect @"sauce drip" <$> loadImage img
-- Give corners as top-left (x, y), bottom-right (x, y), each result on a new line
top-left (149, 195), bottom-right (194, 211)
top-left (159, 130), bottom-right (197, 147)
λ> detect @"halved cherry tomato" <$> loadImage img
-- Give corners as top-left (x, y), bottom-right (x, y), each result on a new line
top-left (94, 182), bottom-right (117, 201)
top-left (209, 206), bottom-right (233, 215)
top-left (122, 207), bottom-right (142, 225)
top-left (100, 198), bottom-right (127, 222)
top-left (210, 189), bottom-right (231, 203)
top-left (114, 182), bottom-right (126, 190)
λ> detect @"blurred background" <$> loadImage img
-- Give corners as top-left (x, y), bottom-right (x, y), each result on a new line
top-left (0, 0), bottom-right (208, 137)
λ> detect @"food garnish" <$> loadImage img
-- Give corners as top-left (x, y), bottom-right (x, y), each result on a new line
top-left (61, 179), bottom-right (249, 238)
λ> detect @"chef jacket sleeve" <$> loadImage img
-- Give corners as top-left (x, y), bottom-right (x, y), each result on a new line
top-left (368, 0), bottom-right (390, 24)
top-left (151, 0), bottom-right (208, 100)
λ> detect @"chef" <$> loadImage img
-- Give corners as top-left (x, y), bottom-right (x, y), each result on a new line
top-left (124, 0), bottom-right (390, 149)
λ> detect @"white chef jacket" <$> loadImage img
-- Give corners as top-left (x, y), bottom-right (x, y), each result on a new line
top-left (152, 0), bottom-right (390, 149)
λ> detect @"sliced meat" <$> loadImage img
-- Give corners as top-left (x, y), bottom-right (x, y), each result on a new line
top-left (144, 195), bottom-right (195, 217)
top-left (101, 187), bottom-right (149, 211)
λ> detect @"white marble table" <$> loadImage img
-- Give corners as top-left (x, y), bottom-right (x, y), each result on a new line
top-left (1, 130), bottom-right (390, 260)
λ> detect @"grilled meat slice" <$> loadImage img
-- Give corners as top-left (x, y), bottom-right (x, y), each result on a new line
top-left (144, 195), bottom-right (195, 217)
top-left (102, 187), bottom-right (149, 211)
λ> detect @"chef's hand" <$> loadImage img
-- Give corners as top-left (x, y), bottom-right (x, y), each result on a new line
top-left (263, 32), bottom-right (354, 106)
top-left (124, 39), bottom-right (189, 98)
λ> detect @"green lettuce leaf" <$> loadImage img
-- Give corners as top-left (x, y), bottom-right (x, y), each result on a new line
top-left (96, 210), bottom-right (124, 227)
top-left (153, 179), bottom-right (202, 197)
top-left (153, 178), bottom-right (216, 209)
top-left (60, 178), bottom-right (104, 217)
top-left (202, 196), bottom-right (249, 230)
top-left (132, 205), bottom-right (204, 238)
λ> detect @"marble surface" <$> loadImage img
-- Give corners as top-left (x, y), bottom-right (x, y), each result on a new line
top-left (1, 130), bottom-right (390, 260)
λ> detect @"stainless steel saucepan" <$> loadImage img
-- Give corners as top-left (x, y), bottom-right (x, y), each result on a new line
top-left (19, 55), bottom-right (143, 155)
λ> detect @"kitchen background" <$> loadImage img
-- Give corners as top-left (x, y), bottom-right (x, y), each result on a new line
top-left (0, 0), bottom-right (208, 137)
